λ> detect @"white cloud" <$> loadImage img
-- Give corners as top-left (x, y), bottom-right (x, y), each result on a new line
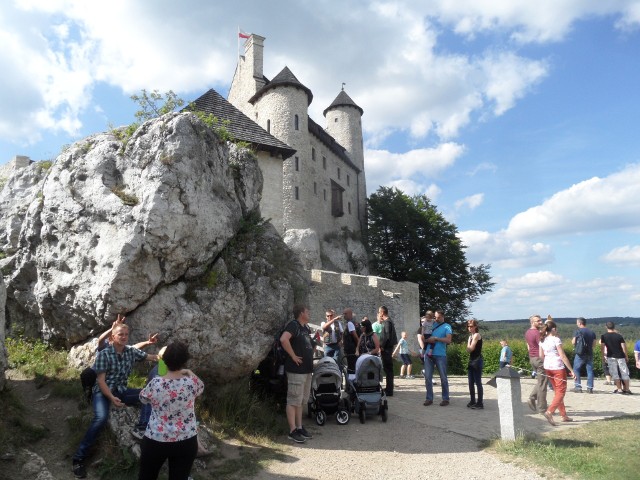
top-left (467, 162), bottom-right (497, 176)
top-left (503, 271), bottom-right (566, 289)
top-left (365, 142), bottom-right (464, 192)
top-left (602, 245), bottom-right (640, 266)
top-left (455, 193), bottom-right (484, 211)
top-left (507, 163), bottom-right (640, 239)
top-left (459, 230), bottom-right (553, 268)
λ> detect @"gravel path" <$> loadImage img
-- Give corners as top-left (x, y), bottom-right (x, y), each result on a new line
top-left (252, 375), bottom-right (640, 480)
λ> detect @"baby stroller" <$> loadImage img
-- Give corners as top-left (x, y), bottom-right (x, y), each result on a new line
top-left (347, 354), bottom-right (388, 423)
top-left (308, 357), bottom-right (350, 425)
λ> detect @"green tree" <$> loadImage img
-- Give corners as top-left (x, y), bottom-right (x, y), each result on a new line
top-left (367, 186), bottom-right (494, 338)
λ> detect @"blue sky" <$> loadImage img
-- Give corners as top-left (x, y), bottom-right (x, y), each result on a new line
top-left (2, 1), bottom-right (640, 321)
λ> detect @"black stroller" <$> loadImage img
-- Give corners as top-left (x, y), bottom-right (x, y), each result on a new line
top-left (308, 356), bottom-right (350, 425)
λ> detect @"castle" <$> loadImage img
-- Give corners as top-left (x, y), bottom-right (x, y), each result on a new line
top-left (191, 33), bottom-right (368, 274)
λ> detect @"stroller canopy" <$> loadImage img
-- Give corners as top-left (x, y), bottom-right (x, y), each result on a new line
top-left (312, 356), bottom-right (342, 391)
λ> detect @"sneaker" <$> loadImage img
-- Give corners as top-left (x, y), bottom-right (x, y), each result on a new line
top-left (613, 389), bottom-right (620, 394)
top-left (421, 369), bottom-right (425, 376)
top-left (423, 400), bottom-right (433, 406)
top-left (527, 398), bottom-right (536, 412)
top-left (407, 375), bottom-right (415, 379)
top-left (622, 390), bottom-right (632, 395)
top-left (288, 430), bottom-right (306, 443)
top-left (572, 387), bottom-right (582, 393)
top-left (131, 426), bottom-right (145, 440)
top-left (297, 426), bottom-right (313, 439)
top-left (466, 401), bottom-right (475, 408)
top-left (72, 460), bottom-right (87, 479)
top-left (399, 375), bottom-right (406, 379)
top-left (471, 403), bottom-right (484, 409)
top-left (439, 400), bottom-right (449, 406)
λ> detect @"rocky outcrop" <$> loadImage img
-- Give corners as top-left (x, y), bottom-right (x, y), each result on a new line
top-left (0, 274), bottom-right (6, 391)
top-left (1, 112), bottom-right (307, 381)
top-left (283, 228), bottom-right (321, 270)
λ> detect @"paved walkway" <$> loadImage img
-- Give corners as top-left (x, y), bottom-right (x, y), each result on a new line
top-left (392, 374), bottom-right (640, 440)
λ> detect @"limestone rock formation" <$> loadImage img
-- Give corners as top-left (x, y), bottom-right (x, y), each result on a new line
top-left (1, 112), bottom-right (307, 381)
top-left (0, 274), bottom-right (6, 391)
top-left (283, 228), bottom-right (321, 270)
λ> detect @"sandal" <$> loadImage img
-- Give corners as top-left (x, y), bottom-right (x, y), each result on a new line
top-left (561, 416), bottom-right (573, 422)
top-left (543, 411), bottom-right (557, 426)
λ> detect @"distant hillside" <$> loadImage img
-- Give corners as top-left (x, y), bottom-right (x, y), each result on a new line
top-left (480, 317), bottom-right (640, 342)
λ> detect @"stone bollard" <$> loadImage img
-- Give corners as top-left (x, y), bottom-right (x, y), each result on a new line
top-left (487, 366), bottom-right (524, 440)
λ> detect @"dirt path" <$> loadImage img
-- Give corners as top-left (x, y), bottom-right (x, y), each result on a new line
top-left (2, 370), bottom-right (81, 479)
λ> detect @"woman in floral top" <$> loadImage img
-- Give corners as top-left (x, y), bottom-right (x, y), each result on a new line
top-left (138, 341), bottom-right (204, 480)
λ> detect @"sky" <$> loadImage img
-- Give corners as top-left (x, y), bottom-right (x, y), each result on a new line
top-left (1, 0), bottom-right (640, 321)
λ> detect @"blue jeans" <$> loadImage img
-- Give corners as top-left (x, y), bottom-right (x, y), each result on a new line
top-left (424, 355), bottom-right (449, 401)
top-left (573, 354), bottom-right (594, 389)
top-left (73, 388), bottom-right (150, 461)
top-left (324, 344), bottom-right (341, 362)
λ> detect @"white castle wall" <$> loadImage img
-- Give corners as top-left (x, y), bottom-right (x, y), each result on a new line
top-left (255, 151), bottom-right (284, 233)
top-left (308, 269), bottom-right (421, 350)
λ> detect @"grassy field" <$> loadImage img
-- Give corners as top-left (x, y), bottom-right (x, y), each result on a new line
top-left (489, 414), bottom-right (640, 479)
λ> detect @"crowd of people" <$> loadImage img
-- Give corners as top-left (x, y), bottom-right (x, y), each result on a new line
top-left (71, 306), bottom-right (639, 476)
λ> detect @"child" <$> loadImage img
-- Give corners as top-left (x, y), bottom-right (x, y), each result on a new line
top-left (421, 311), bottom-right (435, 357)
top-left (499, 340), bottom-right (513, 368)
top-left (392, 331), bottom-right (416, 378)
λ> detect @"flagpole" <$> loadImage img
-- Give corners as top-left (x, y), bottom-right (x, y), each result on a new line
top-left (237, 26), bottom-right (240, 58)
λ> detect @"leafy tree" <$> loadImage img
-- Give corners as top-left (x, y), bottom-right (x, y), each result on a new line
top-left (130, 89), bottom-right (184, 122)
top-left (367, 186), bottom-right (494, 338)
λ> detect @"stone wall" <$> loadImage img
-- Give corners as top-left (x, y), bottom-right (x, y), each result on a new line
top-left (307, 269), bottom-right (421, 350)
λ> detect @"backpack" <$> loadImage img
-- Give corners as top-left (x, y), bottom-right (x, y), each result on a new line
top-left (574, 332), bottom-right (587, 356)
top-left (80, 367), bottom-right (97, 403)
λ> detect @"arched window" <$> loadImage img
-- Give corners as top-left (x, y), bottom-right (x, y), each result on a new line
top-left (294, 114), bottom-right (299, 130)
top-left (267, 119), bottom-right (271, 133)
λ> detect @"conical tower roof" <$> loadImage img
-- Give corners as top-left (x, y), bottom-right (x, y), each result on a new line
top-left (249, 66), bottom-right (313, 105)
top-left (323, 89), bottom-right (363, 116)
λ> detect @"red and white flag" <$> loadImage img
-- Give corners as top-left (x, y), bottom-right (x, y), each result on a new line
top-left (238, 31), bottom-right (250, 39)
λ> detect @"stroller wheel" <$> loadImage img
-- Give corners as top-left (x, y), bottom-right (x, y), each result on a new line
top-left (359, 402), bottom-right (366, 424)
top-left (336, 409), bottom-right (350, 425)
top-left (380, 405), bottom-right (388, 422)
top-left (315, 410), bottom-right (326, 426)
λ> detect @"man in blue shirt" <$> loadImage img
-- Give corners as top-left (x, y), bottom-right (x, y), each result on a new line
top-left (423, 310), bottom-right (452, 406)
top-left (571, 317), bottom-right (597, 393)
top-left (72, 323), bottom-right (158, 478)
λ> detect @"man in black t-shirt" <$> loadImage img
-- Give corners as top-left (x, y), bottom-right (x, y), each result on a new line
top-left (600, 321), bottom-right (632, 394)
top-left (280, 304), bottom-right (314, 443)
top-left (378, 305), bottom-right (398, 397)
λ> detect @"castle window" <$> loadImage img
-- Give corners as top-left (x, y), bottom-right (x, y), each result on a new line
top-left (294, 114), bottom-right (299, 130)
top-left (314, 182), bottom-right (317, 195)
top-left (323, 189), bottom-right (327, 201)
top-left (312, 148), bottom-right (316, 161)
top-left (347, 174), bottom-right (350, 186)
top-left (334, 117), bottom-right (338, 122)
top-left (348, 202), bottom-right (351, 214)
top-left (322, 157), bottom-right (326, 170)
top-left (267, 119), bottom-right (271, 134)
top-left (295, 186), bottom-right (299, 200)
top-left (331, 180), bottom-right (344, 217)
top-left (337, 167), bottom-right (341, 180)
top-left (295, 156), bottom-right (299, 172)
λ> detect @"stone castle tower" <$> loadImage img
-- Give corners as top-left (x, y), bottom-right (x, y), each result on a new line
top-left (226, 34), bottom-right (368, 274)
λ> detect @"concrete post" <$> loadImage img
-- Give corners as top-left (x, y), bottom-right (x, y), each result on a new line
top-left (487, 366), bottom-right (525, 440)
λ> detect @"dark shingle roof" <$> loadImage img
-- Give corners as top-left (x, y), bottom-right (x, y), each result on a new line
top-left (323, 90), bottom-right (363, 116)
top-left (249, 67), bottom-right (313, 106)
top-left (308, 118), bottom-right (360, 173)
top-left (188, 89), bottom-right (296, 160)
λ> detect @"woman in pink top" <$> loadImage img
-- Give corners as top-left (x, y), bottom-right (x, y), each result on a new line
top-left (138, 341), bottom-right (204, 480)
top-left (539, 321), bottom-right (574, 426)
